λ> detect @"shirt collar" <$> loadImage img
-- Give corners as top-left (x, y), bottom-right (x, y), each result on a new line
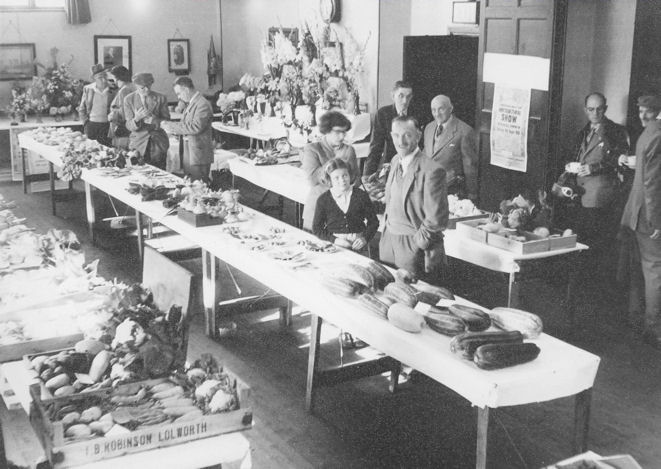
top-left (330, 186), bottom-right (352, 199)
top-left (399, 149), bottom-right (420, 174)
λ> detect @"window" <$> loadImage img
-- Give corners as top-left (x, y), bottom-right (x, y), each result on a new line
top-left (0, 0), bottom-right (65, 9)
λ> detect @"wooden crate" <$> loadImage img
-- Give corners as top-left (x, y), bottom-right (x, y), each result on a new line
top-left (29, 373), bottom-right (252, 467)
top-left (177, 210), bottom-right (223, 227)
top-left (549, 232), bottom-right (578, 250)
top-left (455, 219), bottom-right (490, 243)
top-left (447, 211), bottom-right (490, 230)
top-left (0, 334), bottom-right (83, 364)
top-left (487, 231), bottom-right (550, 254)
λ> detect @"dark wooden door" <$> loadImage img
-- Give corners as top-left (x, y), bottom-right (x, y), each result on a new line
top-left (628, 0), bottom-right (661, 145)
top-left (403, 35), bottom-right (478, 128)
top-left (476, 0), bottom-right (568, 210)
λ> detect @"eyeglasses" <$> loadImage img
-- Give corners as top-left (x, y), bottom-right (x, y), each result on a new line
top-left (586, 106), bottom-right (606, 112)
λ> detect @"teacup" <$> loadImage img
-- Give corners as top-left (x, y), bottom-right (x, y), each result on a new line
top-left (566, 162), bottom-right (581, 174)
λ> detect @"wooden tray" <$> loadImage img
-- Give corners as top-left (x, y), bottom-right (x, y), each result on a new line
top-left (28, 373), bottom-right (252, 467)
top-left (549, 232), bottom-right (578, 250)
top-left (455, 219), bottom-right (489, 243)
top-left (177, 210), bottom-right (224, 227)
top-left (487, 231), bottom-right (550, 254)
top-left (447, 211), bottom-right (490, 230)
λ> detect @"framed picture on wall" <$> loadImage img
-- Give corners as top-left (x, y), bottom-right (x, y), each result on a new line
top-left (0, 43), bottom-right (37, 81)
top-left (168, 39), bottom-right (190, 74)
top-left (452, 1), bottom-right (479, 25)
top-left (94, 35), bottom-right (132, 72)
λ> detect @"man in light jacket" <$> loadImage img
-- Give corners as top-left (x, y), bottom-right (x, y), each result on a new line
top-left (379, 116), bottom-right (448, 282)
top-left (162, 76), bottom-right (214, 182)
top-left (78, 63), bottom-right (115, 146)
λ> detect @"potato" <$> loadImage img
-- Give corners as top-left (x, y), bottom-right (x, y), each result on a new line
top-left (65, 424), bottom-right (91, 439)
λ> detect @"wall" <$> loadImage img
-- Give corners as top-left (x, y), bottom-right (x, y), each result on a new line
top-left (220, 0), bottom-right (379, 112)
top-left (410, 0), bottom-right (452, 36)
top-left (377, 0), bottom-right (411, 108)
top-left (560, 0), bottom-right (635, 155)
top-left (0, 0), bottom-right (221, 108)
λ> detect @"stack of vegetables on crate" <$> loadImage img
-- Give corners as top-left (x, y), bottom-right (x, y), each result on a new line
top-left (35, 354), bottom-right (246, 441)
top-left (320, 259), bottom-right (543, 370)
top-left (28, 284), bottom-right (188, 400)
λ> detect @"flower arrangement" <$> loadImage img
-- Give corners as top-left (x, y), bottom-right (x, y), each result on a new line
top-left (8, 84), bottom-right (30, 120)
top-left (58, 144), bottom-right (136, 181)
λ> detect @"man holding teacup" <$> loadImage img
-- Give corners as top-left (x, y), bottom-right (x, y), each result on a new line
top-left (561, 92), bottom-right (629, 271)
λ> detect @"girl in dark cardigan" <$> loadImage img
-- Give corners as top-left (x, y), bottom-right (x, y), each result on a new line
top-left (312, 158), bottom-right (379, 252)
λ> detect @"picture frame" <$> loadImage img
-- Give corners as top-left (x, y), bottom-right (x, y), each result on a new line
top-left (452, 1), bottom-right (479, 25)
top-left (94, 35), bottom-right (132, 72)
top-left (268, 27), bottom-right (299, 47)
top-left (167, 39), bottom-right (190, 74)
top-left (0, 43), bottom-right (37, 81)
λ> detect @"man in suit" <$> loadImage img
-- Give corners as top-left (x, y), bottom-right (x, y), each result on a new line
top-left (423, 95), bottom-right (478, 201)
top-left (621, 95), bottom-right (661, 346)
top-left (564, 92), bottom-right (629, 258)
top-left (124, 73), bottom-right (171, 169)
top-left (161, 76), bottom-right (214, 182)
top-left (362, 81), bottom-right (414, 182)
top-left (379, 116), bottom-right (449, 281)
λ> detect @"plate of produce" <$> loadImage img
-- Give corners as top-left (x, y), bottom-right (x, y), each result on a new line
top-left (297, 239), bottom-right (337, 253)
top-left (267, 249), bottom-right (305, 262)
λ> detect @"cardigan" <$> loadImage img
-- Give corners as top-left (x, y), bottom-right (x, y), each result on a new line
top-left (312, 188), bottom-right (378, 243)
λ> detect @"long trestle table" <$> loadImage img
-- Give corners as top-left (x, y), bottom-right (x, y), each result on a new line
top-left (18, 133), bottom-right (600, 469)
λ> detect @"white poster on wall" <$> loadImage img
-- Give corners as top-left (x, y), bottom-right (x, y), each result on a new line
top-left (490, 84), bottom-right (531, 172)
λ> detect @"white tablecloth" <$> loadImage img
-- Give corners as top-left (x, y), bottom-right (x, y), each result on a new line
top-left (18, 133), bottom-right (601, 409)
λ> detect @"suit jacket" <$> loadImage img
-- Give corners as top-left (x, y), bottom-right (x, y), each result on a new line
top-left (621, 120), bottom-right (661, 234)
top-left (568, 118), bottom-right (629, 208)
top-left (383, 149), bottom-right (449, 267)
top-left (77, 83), bottom-right (115, 124)
top-left (167, 92), bottom-right (214, 166)
top-left (301, 139), bottom-right (358, 228)
top-left (363, 105), bottom-right (413, 177)
top-left (312, 188), bottom-right (378, 244)
top-left (108, 83), bottom-right (137, 139)
top-left (124, 90), bottom-right (170, 157)
top-left (423, 115), bottom-right (478, 199)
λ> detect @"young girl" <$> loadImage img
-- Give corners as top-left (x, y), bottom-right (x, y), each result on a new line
top-left (312, 158), bottom-right (378, 252)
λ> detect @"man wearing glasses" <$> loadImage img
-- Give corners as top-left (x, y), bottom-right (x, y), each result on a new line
top-left (562, 92), bottom-right (629, 273)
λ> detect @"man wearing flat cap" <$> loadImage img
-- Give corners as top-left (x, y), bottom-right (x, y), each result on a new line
top-left (620, 95), bottom-right (661, 347)
top-left (77, 64), bottom-right (115, 146)
top-left (124, 72), bottom-right (170, 169)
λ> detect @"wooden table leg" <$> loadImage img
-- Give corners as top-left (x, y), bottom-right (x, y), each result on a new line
top-left (573, 388), bottom-right (592, 454)
top-left (135, 211), bottom-right (144, 261)
top-left (279, 298), bottom-right (293, 327)
top-left (476, 406), bottom-right (489, 469)
top-left (295, 202), bottom-right (303, 229)
top-left (305, 314), bottom-right (323, 413)
top-left (202, 249), bottom-right (217, 337)
top-left (507, 271), bottom-right (521, 308)
top-left (565, 254), bottom-right (579, 331)
top-left (84, 182), bottom-right (96, 243)
top-left (21, 148), bottom-right (28, 194)
top-left (49, 162), bottom-right (56, 216)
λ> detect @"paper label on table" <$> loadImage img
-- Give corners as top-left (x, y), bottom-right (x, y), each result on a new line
top-left (414, 302), bottom-right (431, 314)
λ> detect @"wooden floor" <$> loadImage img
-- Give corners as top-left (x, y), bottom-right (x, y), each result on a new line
top-left (2, 178), bottom-right (661, 469)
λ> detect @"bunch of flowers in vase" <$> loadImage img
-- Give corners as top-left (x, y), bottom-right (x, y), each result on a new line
top-left (216, 90), bottom-right (247, 125)
top-left (42, 64), bottom-right (75, 121)
top-left (7, 84), bottom-right (30, 124)
top-left (26, 77), bottom-right (50, 122)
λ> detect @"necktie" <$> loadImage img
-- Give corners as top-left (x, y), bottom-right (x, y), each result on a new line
top-left (435, 124), bottom-right (443, 139)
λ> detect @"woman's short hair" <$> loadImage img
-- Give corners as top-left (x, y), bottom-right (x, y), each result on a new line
top-left (109, 65), bottom-right (131, 83)
top-left (321, 157), bottom-right (350, 186)
top-left (318, 111), bottom-right (352, 134)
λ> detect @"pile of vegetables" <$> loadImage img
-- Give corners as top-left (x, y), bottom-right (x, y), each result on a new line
top-left (45, 354), bottom-right (242, 440)
top-left (29, 284), bottom-right (188, 399)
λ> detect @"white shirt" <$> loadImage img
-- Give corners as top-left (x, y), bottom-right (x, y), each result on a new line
top-left (330, 187), bottom-right (352, 214)
top-left (399, 149), bottom-right (419, 177)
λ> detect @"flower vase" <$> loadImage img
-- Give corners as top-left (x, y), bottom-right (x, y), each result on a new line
top-left (310, 104), bottom-right (317, 127)
top-left (353, 91), bottom-right (361, 115)
top-left (230, 109), bottom-right (240, 126)
top-left (269, 98), bottom-right (277, 117)
top-left (19, 112), bottom-right (26, 123)
top-left (9, 113), bottom-right (18, 126)
top-left (54, 114), bottom-right (63, 122)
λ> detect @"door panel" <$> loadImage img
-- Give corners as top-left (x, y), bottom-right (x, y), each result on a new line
top-left (475, 0), bottom-right (567, 210)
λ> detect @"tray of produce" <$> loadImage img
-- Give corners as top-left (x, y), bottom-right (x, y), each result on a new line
top-left (24, 284), bottom-right (189, 403)
top-left (29, 354), bottom-right (252, 467)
